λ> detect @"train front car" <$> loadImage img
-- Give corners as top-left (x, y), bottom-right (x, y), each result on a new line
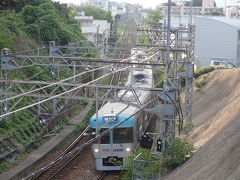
top-left (90, 48), bottom-right (153, 171)
top-left (90, 103), bottom-right (137, 170)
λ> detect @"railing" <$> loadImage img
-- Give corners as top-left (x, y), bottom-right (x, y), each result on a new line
top-left (132, 153), bottom-right (160, 180)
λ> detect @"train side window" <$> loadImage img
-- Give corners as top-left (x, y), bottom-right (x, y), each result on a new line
top-left (100, 128), bottom-right (110, 144)
top-left (113, 127), bottom-right (133, 143)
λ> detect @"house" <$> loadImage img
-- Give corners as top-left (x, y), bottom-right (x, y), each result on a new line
top-left (74, 12), bottom-right (110, 43)
top-left (74, 12), bottom-right (97, 42)
top-left (86, 0), bottom-right (109, 10)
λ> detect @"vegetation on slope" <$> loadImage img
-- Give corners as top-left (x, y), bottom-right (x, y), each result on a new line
top-left (194, 66), bottom-right (228, 78)
top-left (0, 0), bottom-right (86, 173)
top-left (121, 147), bottom-right (161, 180)
top-left (121, 138), bottom-right (194, 179)
top-left (0, 0), bottom-right (83, 51)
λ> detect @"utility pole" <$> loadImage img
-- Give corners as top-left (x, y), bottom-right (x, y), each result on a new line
top-left (163, 0), bottom-right (177, 146)
top-left (166, 0), bottom-right (171, 66)
top-left (1, 48), bottom-right (9, 118)
top-left (189, 0), bottom-right (193, 24)
top-left (225, 0), bottom-right (227, 17)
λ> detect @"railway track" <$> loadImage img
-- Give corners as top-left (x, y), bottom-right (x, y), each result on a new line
top-left (97, 171), bottom-right (121, 180)
top-left (30, 126), bottom-right (90, 180)
top-left (26, 15), bottom-right (137, 180)
top-left (97, 172), bottom-right (108, 180)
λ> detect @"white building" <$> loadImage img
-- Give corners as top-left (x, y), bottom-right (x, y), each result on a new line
top-left (87, 0), bottom-right (109, 10)
top-left (202, 0), bottom-right (215, 8)
top-left (228, 0), bottom-right (240, 6)
top-left (108, 1), bottom-right (125, 18)
top-left (226, 0), bottom-right (240, 18)
top-left (194, 17), bottom-right (240, 67)
top-left (202, 0), bottom-right (215, 14)
top-left (85, 0), bottom-right (125, 19)
top-left (139, 8), bottom-right (148, 20)
top-left (158, 13), bottom-right (240, 67)
top-left (74, 12), bottom-right (110, 42)
top-left (159, 5), bottom-right (223, 16)
top-left (110, 5), bottom-right (124, 17)
top-left (74, 12), bottom-right (97, 42)
top-left (93, 20), bottom-right (111, 35)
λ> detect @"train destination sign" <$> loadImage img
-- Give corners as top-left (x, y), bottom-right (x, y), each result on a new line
top-left (103, 116), bottom-right (117, 122)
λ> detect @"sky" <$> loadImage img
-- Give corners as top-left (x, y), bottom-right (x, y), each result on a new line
top-left (53, 0), bottom-right (226, 8)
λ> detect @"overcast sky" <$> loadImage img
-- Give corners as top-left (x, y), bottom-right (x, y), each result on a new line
top-left (53, 0), bottom-right (226, 8)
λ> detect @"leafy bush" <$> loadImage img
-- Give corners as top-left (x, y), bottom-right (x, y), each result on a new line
top-left (121, 147), bottom-right (161, 180)
top-left (21, 2), bottom-right (83, 45)
top-left (163, 137), bottom-right (194, 168)
top-left (194, 66), bottom-right (222, 78)
top-left (195, 76), bottom-right (208, 89)
top-left (138, 34), bottom-right (150, 45)
top-left (82, 5), bottom-right (113, 23)
top-left (145, 9), bottom-right (163, 27)
top-left (0, 30), bottom-right (13, 50)
top-left (21, 5), bottom-right (45, 24)
top-left (0, 11), bottom-right (37, 51)
top-left (0, 12), bottom-right (25, 34)
top-left (154, 68), bottom-right (165, 88)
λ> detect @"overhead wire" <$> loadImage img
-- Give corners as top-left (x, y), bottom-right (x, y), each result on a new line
top-left (23, 91), bottom-right (165, 180)
top-left (1, 42), bottom-right (157, 104)
top-left (0, 50), bottom-right (160, 119)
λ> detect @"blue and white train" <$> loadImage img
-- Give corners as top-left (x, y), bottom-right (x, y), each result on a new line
top-left (90, 49), bottom-right (153, 171)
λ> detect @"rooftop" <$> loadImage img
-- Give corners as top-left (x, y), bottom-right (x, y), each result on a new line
top-left (197, 16), bottom-right (240, 29)
top-left (74, 16), bottom-right (94, 20)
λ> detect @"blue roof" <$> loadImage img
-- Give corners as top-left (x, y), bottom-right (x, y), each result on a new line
top-left (90, 114), bottom-right (135, 128)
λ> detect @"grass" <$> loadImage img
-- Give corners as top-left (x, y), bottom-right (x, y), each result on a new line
top-left (120, 137), bottom-right (194, 179)
top-left (195, 76), bottom-right (209, 93)
top-left (120, 147), bottom-right (161, 180)
top-left (0, 100), bottom-right (88, 174)
top-left (163, 137), bottom-right (194, 168)
top-left (194, 66), bottom-right (228, 79)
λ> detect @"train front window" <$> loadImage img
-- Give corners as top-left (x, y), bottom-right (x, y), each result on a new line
top-left (113, 127), bottom-right (133, 143)
top-left (100, 128), bottom-right (110, 144)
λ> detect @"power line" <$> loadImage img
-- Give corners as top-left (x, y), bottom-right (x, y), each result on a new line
top-left (0, 51), bottom-right (160, 119)
top-left (23, 92), bottom-right (164, 180)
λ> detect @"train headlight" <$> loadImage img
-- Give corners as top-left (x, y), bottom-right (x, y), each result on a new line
top-left (126, 147), bottom-right (131, 152)
top-left (94, 148), bottom-right (99, 153)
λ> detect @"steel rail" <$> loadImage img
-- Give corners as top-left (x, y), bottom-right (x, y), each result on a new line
top-left (29, 18), bottom-right (137, 180)
top-left (31, 125), bottom-right (90, 180)
top-left (97, 172), bottom-right (107, 180)
top-left (23, 91), bottom-right (164, 180)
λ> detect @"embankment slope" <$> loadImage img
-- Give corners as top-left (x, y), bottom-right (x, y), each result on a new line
top-left (165, 69), bottom-right (240, 180)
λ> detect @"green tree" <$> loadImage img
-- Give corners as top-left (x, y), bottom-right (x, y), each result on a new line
top-left (121, 147), bottom-right (161, 180)
top-left (145, 9), bottom-right (163, 27)
top-left (0, 32), bottom-right (12, 50)
top-left (21, 5), bottom-right (45, 24)
top-left (82, 5), bottom-right (113, 23)
top-left (16, 0), bottom-right (50, 10)
top-left (53, 2), bottom-right (75, 24)
top-left (20, 1), bottom-right (83, 44)
top-left (37, 14), bottom-right (62, 43)
top-left (164, 137), bottom-right (194, 168)
top-left (0, 0), bottom-right (17, 11)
